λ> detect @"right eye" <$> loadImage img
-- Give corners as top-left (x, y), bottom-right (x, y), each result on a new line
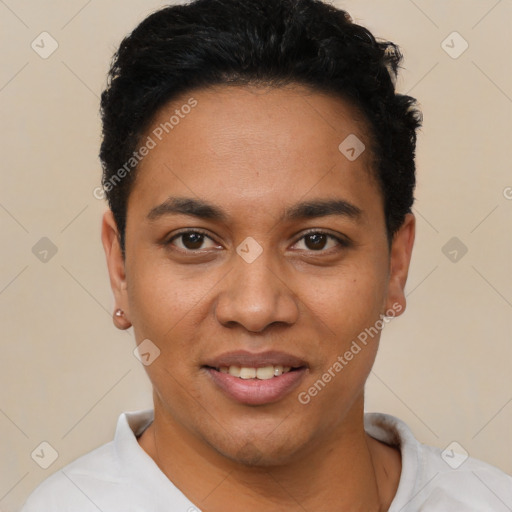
top-left (166, 230), bottom-right (221, 252)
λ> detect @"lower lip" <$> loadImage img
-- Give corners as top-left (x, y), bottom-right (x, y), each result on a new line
top-left (205, 368), bottom-right (307, 405)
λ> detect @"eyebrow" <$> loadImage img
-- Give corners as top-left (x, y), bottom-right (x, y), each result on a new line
top-left (147, 197), bottom-right (227, 222)
top-left (146, 196), bottom-right (362, 222)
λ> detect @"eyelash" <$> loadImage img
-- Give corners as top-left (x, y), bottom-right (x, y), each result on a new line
top-left (165, 229), bottom-right (350, 254)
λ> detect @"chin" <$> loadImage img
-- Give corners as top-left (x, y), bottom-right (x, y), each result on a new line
top-left (221, 443), bottom-right (298, 468)
top-left (204, 425), bottom-right (311, 468)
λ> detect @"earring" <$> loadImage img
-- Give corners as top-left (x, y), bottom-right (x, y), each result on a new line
top-left (113, 308), bottom-right (131, 330)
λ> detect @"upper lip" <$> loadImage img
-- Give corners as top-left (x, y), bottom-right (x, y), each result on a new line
top-left (203, 350), bottom-right (308, 369)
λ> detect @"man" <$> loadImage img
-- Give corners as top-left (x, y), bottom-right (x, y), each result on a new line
top-left (21, 0), bottom-right (512, 510)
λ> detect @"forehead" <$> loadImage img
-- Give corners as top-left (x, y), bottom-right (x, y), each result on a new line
top-left (128, 84), bottom-right (381, 218)
top-left (146, 83), bottom-right (372, 159)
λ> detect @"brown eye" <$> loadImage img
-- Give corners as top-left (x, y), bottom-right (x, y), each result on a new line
top-left (181, 232), bottom-right (205, 249)
top-left (304, 233), bottom-right (328, 250)
top-left (167, 231), bottom-right (218, 251)
top-left (292, 231), bottom-right (347, 252)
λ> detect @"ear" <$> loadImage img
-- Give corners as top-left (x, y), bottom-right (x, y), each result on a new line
top-left (101, 210), bottom-right (131, 329)
top-left (383, 213), bottom-right (415, 316)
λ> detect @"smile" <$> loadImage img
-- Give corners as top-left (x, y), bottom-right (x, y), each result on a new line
top-left (216, 365), bottom-right (293, 380)
top-left (202, 351), bottom-right (308, 405)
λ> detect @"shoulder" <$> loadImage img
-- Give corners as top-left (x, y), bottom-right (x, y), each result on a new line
top-left (365, 412), bottom-right (512, 511)
top-left (20, 440), bottom-right (123, 512)
top-left (416, 441), bottom-right (512, 510)
top-left (20, 410), bottom-right (157, 512)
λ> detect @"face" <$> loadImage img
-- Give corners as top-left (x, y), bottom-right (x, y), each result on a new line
top-left (103, 85), bottom-right (415, 466)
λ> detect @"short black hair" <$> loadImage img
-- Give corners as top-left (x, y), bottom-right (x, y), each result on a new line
top-left (100, 0), bottom-right (422, 255)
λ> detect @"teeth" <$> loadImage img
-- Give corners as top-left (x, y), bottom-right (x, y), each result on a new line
top-left (239, 367), bottom-right (256, 379)
top-left (229, 366), bottom-right (241, 377)
top-left (256, 366), bottom-right (275, 380)
top-left (222, 365), bottom-right (294, 380)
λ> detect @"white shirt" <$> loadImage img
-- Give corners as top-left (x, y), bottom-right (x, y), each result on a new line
top-left (21, 410), bottom-right (512, 511)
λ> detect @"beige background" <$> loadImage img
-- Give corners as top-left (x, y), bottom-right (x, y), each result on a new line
top-left (1, 0), bottom-right (511, 510)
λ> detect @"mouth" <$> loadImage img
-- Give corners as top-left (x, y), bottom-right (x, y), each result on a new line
top-left (202, 351), bottom-right (308, 405)
top-left (206, 364), bottom-right (297, 380)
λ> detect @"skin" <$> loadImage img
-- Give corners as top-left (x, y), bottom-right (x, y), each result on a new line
top-left (102, 85), bottom-right (415, 511)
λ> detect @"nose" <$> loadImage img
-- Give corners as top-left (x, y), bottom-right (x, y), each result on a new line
top-left (214, 249), bottom-right (300, 333)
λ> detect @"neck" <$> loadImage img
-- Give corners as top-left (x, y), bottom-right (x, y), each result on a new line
top-left (138, 398), bottom-right (400, 511)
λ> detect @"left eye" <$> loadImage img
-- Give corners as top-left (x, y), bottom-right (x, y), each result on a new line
top-left (293, 232), bottom-right (344, 251)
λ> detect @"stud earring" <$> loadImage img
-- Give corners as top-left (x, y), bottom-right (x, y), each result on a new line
top-left (113, 307), bottom-right (131, 330)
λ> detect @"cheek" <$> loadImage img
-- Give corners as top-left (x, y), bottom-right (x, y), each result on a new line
top-left (297, 269), bottom-right (385, 412)
top-left (126, 263), bottom-right (206, 405)
top-left (301, 257), bottom-right (388, 339)
top-left (125, 257), bottom-right (196, 348)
